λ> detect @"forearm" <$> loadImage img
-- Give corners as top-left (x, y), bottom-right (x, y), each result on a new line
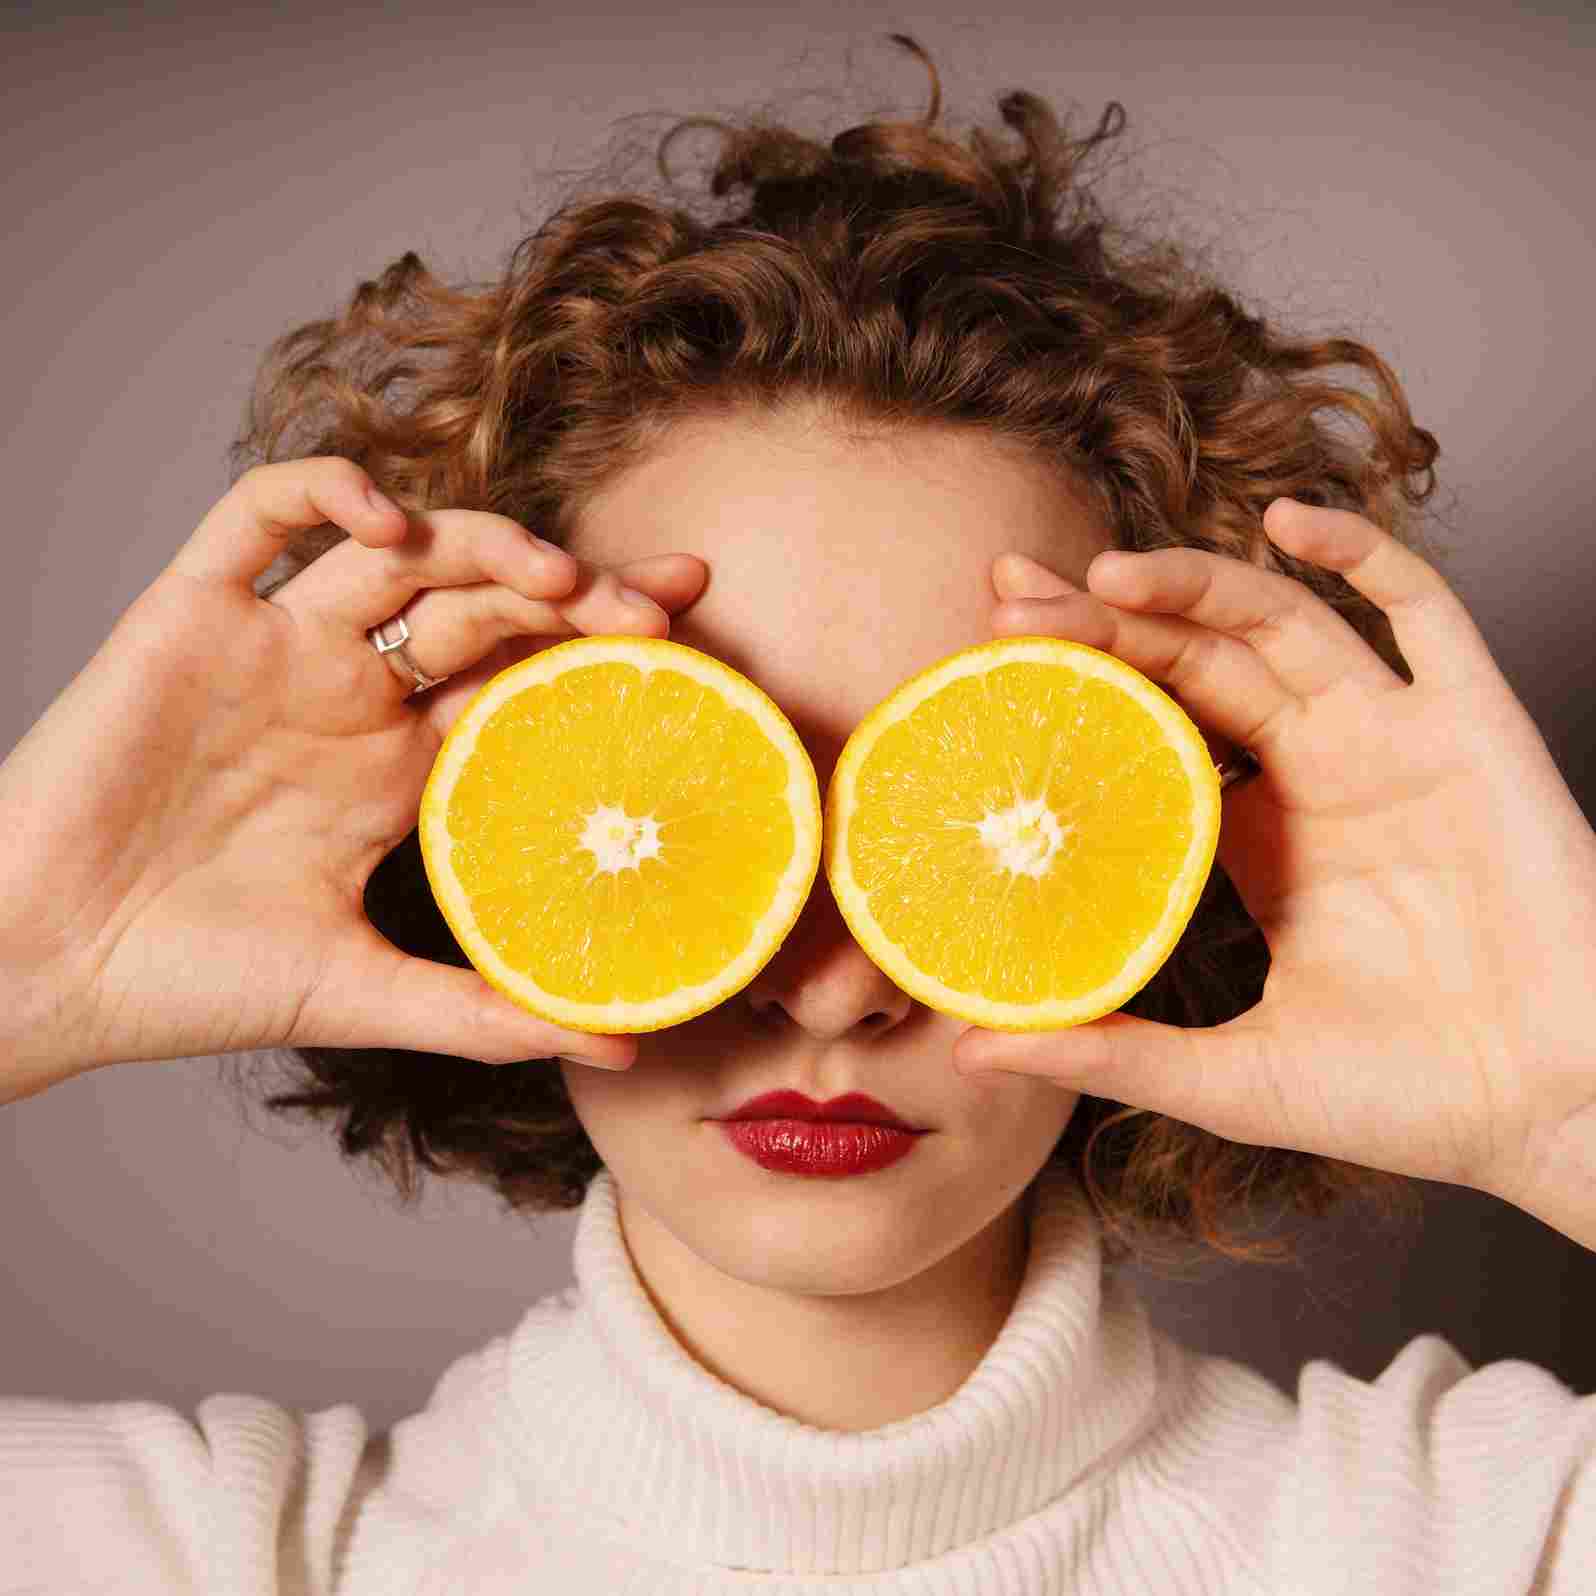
top-left (0, 950), bottom-right (99, 1105)
top-left (0, 720), bottom-right (112, 1104)
top-left (1480, 1026), bottom-right (1596, 1253)
top-left (1478, 926), bottom-right (1596, 1254)
top-left (2, 1005), bottom-right (67, 1107)
top-left (1490, 1116), bottom-right (1596, 1254)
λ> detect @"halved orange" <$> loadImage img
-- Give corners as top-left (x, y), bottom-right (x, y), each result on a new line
top-left (824, 637), bottom-right (1221, 1031)
top-left (419, 636), bottom-right (821, 1034)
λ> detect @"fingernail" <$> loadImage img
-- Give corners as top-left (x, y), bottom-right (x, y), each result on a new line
top-left (958, 1062), bottom-right (1012, 1080)
top-left (618, 586), bottom-right (666, 617)
top-left (1087, 550), bottom-right (1135, 583)
top-left (560, 1053), bottom-right (631, 1072)
top-left (1003, 553), bottom-right (1074, 598)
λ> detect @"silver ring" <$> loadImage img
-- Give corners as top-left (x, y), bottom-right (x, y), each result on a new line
top-left (1216, 748), bottom-right (1262, 791)
top-left (367, 610), bottom-right (449, 696)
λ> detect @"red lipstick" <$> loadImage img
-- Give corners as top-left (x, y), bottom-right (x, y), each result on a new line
top-left (721, 1090), bottom-right (920, 1130)
top-left (714, 1090), bottom-right (927, 1177)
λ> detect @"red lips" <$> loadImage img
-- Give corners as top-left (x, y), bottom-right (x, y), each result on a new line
top-left (720, 1089), bottom-right (921, 1132)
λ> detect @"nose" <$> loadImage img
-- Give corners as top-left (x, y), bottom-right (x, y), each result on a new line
top-left (739, 873), bottom-right (914, 1042)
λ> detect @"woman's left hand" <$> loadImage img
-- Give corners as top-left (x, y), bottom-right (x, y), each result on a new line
top-left (957, 498), bottom-right (1596, 1249)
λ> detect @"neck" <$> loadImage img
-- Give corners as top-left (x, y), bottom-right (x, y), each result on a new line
top-left (615, 1179), bottom-right (1037, 1432)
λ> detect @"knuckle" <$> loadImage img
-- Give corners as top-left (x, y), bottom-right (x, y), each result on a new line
top-left (492, 511), bottom-right (539, 540)
top-left (1391, 577), bottom-right (1453, 623)
top-left (1238, 605), bottom-right (1291, 651)
top-left (1166, 626), bottom-right (1224, 690)
top-left (238, 455), bottom-right (366, 505)
top-left (319, 454), bottom-right (372, 493)
top-left (234, 462), bottom-right (272, 498)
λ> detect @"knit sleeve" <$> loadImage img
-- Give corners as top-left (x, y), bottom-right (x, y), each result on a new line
top-left (1265, 1333), bottom-right (1596, 1593)
top-left (0, 1392), bottom-right (376, 1595)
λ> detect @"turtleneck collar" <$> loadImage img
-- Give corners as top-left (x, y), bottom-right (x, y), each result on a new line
top-left (503, 1159), bottom-right (1163, 1575)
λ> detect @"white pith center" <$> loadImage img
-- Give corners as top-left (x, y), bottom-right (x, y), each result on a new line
top-left (972, 794), bottom-right (1070, 879)
top-left (579, 803), bottom-right (663, 874)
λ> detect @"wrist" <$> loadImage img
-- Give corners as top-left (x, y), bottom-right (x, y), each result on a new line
top-left (0, 954), bottom-right (93, 1106)
top-left (1481, 1097), bottom-right (1596, 1255)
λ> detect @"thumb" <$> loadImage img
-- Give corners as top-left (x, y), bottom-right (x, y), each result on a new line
top-left (994, 552), bottom-right (1078, 599)
top-left (289, 923), bottom-right (635, 1069)
top-left (955, 1009), bottom-right (1271, 1146)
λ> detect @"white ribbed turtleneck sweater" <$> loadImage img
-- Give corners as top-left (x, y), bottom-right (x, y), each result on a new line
top-left (4, 1160), bottom-right (1592, 1592)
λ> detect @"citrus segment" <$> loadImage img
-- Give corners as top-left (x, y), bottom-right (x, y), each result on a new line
top-left (825, 637), bottom-right (1221, 1031)
top-left (420, 637), bottom-right (821, 1033)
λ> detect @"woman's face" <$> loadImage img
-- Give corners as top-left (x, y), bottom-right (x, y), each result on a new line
top-left (555, 400), bottom-right (1113, 1305)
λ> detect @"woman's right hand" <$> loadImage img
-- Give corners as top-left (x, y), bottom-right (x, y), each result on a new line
top-left (0, 457), bottom-right (708, 1104)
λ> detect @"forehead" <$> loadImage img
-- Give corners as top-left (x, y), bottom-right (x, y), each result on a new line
top-left (564, 406), bottom-right (1111, 776)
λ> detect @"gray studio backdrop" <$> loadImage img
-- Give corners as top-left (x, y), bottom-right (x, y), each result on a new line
top-left (4, 1), bottom-right (1593, 1433)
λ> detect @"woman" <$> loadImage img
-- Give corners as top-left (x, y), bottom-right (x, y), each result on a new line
top-left (3, 35), bottom-right (1593, 1593)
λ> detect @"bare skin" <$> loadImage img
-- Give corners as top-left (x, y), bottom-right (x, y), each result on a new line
top-left (6, 403), bottom-right (1592, 1442)
top-left (0, 456), bottom-right (705, 1099)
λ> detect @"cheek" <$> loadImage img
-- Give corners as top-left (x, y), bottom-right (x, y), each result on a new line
top-left (558, 1052), bottom-right (690, 1124)
top-left (968, 1080), bottom-right (1081, 1142)
top-left (556, 1059), bottom-right (626, 1131)
top-left (559, 1056), bottom-right (628, 1104)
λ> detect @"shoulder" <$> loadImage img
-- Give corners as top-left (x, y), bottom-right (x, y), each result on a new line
top-left (1129, 1330), bottom-right (1594, 1592)
top-left (340, 1288), bottom-right (584, 1585)
top-left (1277, 1333), bottom-right (1596, 1592)
top-left (0, 1296), bottom-right (571, 1596)
top-left (0, 1390), bottom-right (370, 1593)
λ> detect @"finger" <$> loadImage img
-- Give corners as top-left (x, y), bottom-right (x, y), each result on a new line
top-left (1084, 539), bottom-right (1405, 704)
top-left (471, 550), bottom-right (706, 638)
top-left (992, 584), bottom-right (1298, 765)
top-left (280, 506), bottom-right (581, 633)
top-left (292, 921), bottom-right (637, 1068)
top-left (173, 458), bottom-right (407, 590)
top-left (992, 552), bottom-right (1083, 603)
top-left (367, 555), bottom-right (708, 696)
top-left (489, 552), bottom-right (708, 649)
top-left (1261, 497), bottom-right (1497, 691)
top-left (954, 1009), bottom-right (1281, 1151)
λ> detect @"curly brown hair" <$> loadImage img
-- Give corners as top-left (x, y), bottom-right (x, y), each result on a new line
top-left (231, 34), bottom-right (1446, 1278)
